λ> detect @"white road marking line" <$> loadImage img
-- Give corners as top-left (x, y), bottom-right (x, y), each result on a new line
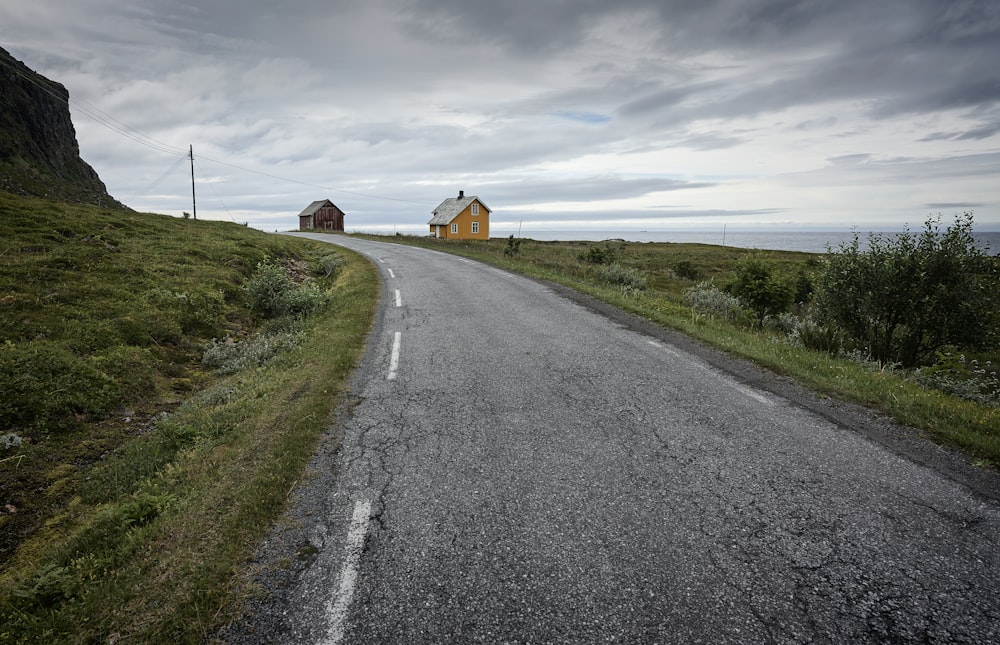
top-left (394, 289), bottom-right (401, 307)
top-left (377, 258), bottom-right (385, 263)
top-left (387, 269), bottom-right (396, 279)
top-left (647, 339), bottom-right (771, 405)
top-left (647, 340), bottom-right (680, 357)
top-left (458, 258), bottom-right (473, 263)
top-left (388, 332), bottom-right (401, 380)
top-left (727, 381), bottom-right (772, 405)
top-left (322, 499), bottom-right (373, 645)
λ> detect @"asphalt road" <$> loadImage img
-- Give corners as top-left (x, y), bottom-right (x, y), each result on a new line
top-left (226, 235), bottom-right (1000, 644)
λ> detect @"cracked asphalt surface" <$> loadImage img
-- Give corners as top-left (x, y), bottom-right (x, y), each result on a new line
top-left (224, 235), bottom-right (1000, 644)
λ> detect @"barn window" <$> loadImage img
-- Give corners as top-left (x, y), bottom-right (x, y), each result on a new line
top-left (472, 221), bottom-right (479, 234)
top-left (451, 223), bottom-right (458, 234)
top-left (472, 203), bottom-right (479, 216)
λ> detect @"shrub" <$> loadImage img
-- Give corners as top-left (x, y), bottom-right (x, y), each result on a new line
top-left (794, 269), bottom-right (814, 304)
top-left (684, 281), bottom-right (744, 321)
top-left (579, 245), bottom-right (615, 265)
top-left (729, 254), bottom-right (794, 327)
top-left (91, 346), bottom-right (158, 405)
top-left (674, 260), bottom-right (700, 280)
top-left (243, 260), bottom-right (330, 318)
top-left (143, 288), bottom-right (224, 336)
top-left (317, 254), bottom-right (345, 277)
top-left (114, 311), bottom-right (184, 346)
top-left (787, 317), bottom-right (847, 354)
top-left (815, 213), bottom-right (999, 367)
top-left (0, 341), bottom-right (119, 430)
top-left (202, 331), bottom-right (302, 374)
top-left (914, 353), bottom-right (1000, 407)
top-left (12, 563), bottom-right (73, 607)
top-left (283, 282), bottom-right (330, 317)
top-left (597, 263), bottom-right (647, 290)
top-left (504, 235), bottom-right (521, 257)
top-left (767, 312), bottom-right (800, 335)
top-left (244, 260), bottom-right (295, 316)
top-left (1, 433), bottom-right (22, 450)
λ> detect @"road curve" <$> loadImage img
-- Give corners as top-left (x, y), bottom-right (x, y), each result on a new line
top-left (227, 234), bottom-right (1000, 644)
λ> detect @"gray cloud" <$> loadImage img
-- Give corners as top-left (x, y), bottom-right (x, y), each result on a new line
top-left (1, 0), bottom-right (998, 231)
top-left (478, 176), bottom-right (714, 206)
top-left (925, 203), bottom-right (982, 210)
top-left (495, 207), bottom-right (788, 225)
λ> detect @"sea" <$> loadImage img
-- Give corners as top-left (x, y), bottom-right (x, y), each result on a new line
top-left (504, 229), bottom-right (1000, 256)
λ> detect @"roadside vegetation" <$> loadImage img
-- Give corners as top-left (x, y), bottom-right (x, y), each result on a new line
top-left (360, 214), bottom-right (1000, 465)
top-left (0, 193), bottom-right (378, 643)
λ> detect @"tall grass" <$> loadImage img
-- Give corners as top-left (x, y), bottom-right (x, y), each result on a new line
top-left (0, 194), bottom-right (379, 642)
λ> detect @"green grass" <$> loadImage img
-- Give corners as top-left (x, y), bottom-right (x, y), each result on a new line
top-left (355, 233), bottom-right (1000, 466)
top-left (0, 193), bottom-right (379, 643)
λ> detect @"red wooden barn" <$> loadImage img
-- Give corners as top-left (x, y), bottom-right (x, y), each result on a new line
top-left (298, 199), bottom-right (345, 231)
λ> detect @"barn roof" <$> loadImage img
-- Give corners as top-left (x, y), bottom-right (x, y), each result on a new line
top-left (428, 195), bottom-right (490, 225)
top-left (297, 199), bottom-right (335, 218)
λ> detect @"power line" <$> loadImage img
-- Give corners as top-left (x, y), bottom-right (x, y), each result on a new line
top-left (1, 56), bottom-right (175, 154)
top-left (194, 154), bottom-right (434, 205)
top-left (140, 155), bottom-right (188, 194)
top-left (194, 157), bottom-right (238, 224)
top-left (0, 55), bottom-right (186, 157)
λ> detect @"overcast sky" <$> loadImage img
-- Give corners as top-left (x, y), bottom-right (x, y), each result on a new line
top-left (2, 0), bottom-right (998, 233)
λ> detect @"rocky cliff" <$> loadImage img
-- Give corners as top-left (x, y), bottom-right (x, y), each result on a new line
top-left (0, 45), bottom-right (124, 207)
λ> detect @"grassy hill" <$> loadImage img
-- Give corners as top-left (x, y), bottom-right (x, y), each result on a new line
top-left (0, 192), bottom-right (378, 642)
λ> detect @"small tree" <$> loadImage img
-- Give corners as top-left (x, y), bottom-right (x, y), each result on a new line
top-left (729, 254), bottom-right (794, 327)
top-left (504, 235), bottom-right (521, 257)
top-left (816, 213), bottom-right (998, 367)
top-left (579, 245), bottom-right (615, 265)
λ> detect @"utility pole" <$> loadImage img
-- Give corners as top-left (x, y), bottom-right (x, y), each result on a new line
top-left (189, 144), bottom-right (197, 220)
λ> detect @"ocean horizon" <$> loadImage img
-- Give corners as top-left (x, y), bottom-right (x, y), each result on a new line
top-left (495, 229), bottom-right (1000, 256)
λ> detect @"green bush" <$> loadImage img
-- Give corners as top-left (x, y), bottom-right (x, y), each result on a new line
top-left (113, 311), bottom-right (184, 346)
top-left (729, 254), bottom-right (794, 327)
top-left (283, 282), bottom-right (330, 317)
top-left (243, 260), bottom-right (330, 318)
top-left (504, 235), bottom-right (521, 257)
top-left (11, 563), bottom-right (73, 607)
top-left (143, 288), bottom-right (224, 336)
top-left (684, 281), bottom-right (744, 321)
top-left (317, 253), bottom-right (346, 277)
top-left (794, 269), bottom-right (814, 304)
top-left (202, 330), bottom-right (302, 374)
top-left (914, 352), bottom-right (1000, 407)
top-left (0, 340), bottom-right (119, 430)
top-left (596, 263), bottom-right (647, 290)
top-left (816, 213), bottom-right (999, 367)
top-left (91, 346), bottom-right (158, 404)
top-left (788, 317), bottom-right (847, 355)
top-left (579, 245), bottom-right (616, 265)
top-left (244, 260), bottom-right (296, 316)
top-left (674, 260), bottom-right (700, 280)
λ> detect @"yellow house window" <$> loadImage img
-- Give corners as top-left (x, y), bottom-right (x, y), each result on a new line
top-left (451, 223), bottom-right (458, 234)
top-left (472, 221), bottom-right (479, 234)
top-left (472, 203), bottom-right (479, 216)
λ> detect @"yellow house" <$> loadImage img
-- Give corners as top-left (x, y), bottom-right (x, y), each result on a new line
top-left (428, 190), bottom-right (490, 240)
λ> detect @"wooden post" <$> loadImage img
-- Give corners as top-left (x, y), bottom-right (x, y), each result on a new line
top-left (189, 144), bottom-right (197, 220)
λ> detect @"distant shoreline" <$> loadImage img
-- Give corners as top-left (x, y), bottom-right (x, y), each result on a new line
top-left (498, 230), bottom-right (1000, 255)
top-left (349, 229), bottom-right (1000, 256)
